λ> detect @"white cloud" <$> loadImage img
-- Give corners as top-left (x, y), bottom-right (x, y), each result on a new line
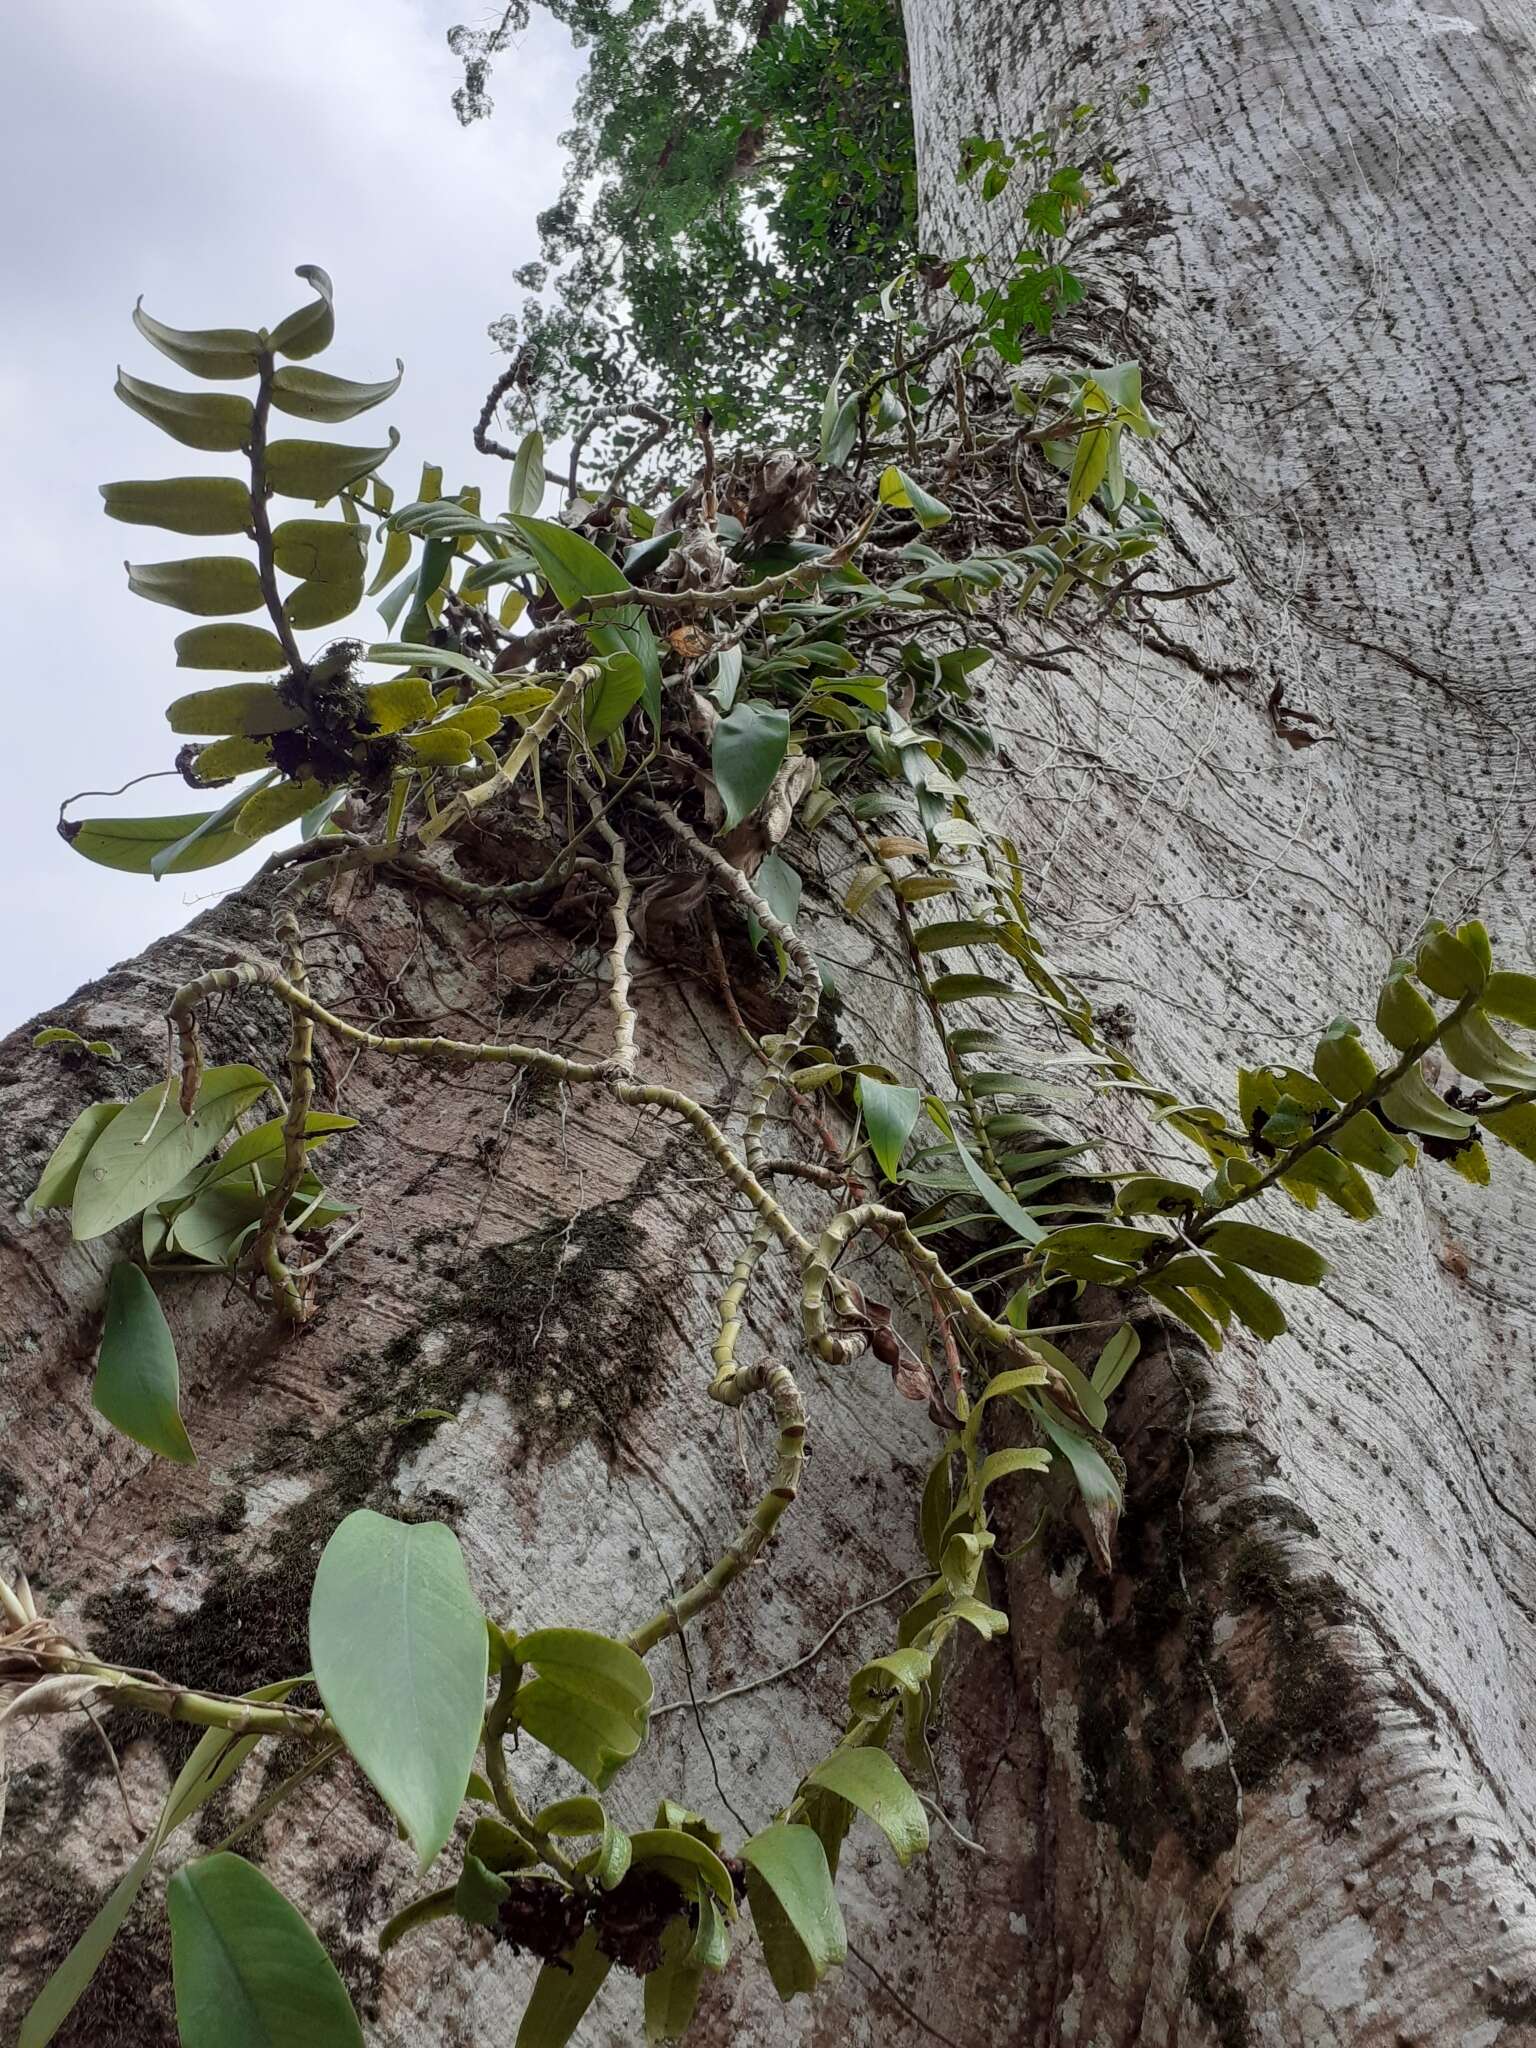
top-left (0, 0), bottom-right (581, 1029)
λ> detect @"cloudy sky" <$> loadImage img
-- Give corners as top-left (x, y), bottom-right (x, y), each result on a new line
top-left (0, 1), bottom-right (580, 1031)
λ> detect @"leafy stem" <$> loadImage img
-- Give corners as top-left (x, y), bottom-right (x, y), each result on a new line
top-left (249, 347), bottom-right (303, 673)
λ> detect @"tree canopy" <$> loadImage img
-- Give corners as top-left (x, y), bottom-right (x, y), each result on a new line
top-left (450, 1), bottom-right (916, 476)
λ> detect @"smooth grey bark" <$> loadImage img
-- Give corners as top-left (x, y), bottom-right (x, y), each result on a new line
top-left (3, 4), bottom-right (1536, 2046)
top-left (898, 0), bottom-right (1536, 2042)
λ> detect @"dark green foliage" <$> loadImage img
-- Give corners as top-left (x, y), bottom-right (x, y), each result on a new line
top-left (461, 1), bottom-right (916, 474)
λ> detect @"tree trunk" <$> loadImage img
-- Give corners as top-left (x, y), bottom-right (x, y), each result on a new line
top-left (900, 2), bottom-right (1536, 2042)
top-left (4, 4), bottom-right (1536, 2046)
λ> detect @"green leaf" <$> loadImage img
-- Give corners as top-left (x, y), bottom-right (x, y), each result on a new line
top-left (174, 622), bottom-right (289, 671)
top-left (19, 1681), bottom-right (302, 2048)
top-left (802, 1749), bottom-right (929, 1866)
top-left (366, 524), bottom-right (412, 597)
top-left (581, 651), bottom-right (646, 744)
top-left (270, 360), bottom-right (404, 422)
top-left (507, 514), bottom-right (662, 727)
top-left (976, 1446), bottom-right (1052, 1498)
top-left (188, 1118), bottom-right (352, 1202)
top-left (453, 1851), bottom-right (510, 1929)
top-left (1038, 1410), bottom-right (1122, 1569)
top-left (266, 431), bottom-right (399, 501)
top-left (742, 1826), bottom-right (846, 2001)
top-left (1482, 970), bottom-right (1536, 1031)
top-left (63, 807), bottom-right (255, 877)
top-left (952, 1131), bottom-right (1047, 1244)
top-left (509, 429), bottom-right (546, 516)
top-left (189, 734), bottom-right (271, 781)
top-left (844, 861), bottom-right (889, 917)
top-left (878, 465), bottom-right (952, 529)
top-left (168, 1853), bottom-right (362, 2048)
top-left (166, 683), bottom-right (304, 736)
top-left (165, 1186), bottom-right (266, 1265)
top-left (1441, 1009), bottom-right (1536, 1091)
top-left (1313, 1018), bottom-right (1376, 1101)
top-left (132, 300), bottom-right (262, 380)
top-left (1039, 1221), bottom-right (1164, 1265)
top-left (819, 349), bottom-right (854, 461)
top-left (92, 1262), bottom-right (195, 1462)
top-left (71, 1065), bottom-right (272, 1239)
top-left (361, 675), bottom-right (437, 733)
top-left (711, 702), bottom-right (790, 829)
top-left (911, 918), bottom-right (1004, 953)
top-left (115, 368), bottom-right (253, 451)
top-left (1333, 1109), bottom-right (1415, 1178)
top-left (1198, 1221), bottom-right (1327, 1285)
top-left (512, 1627), bottom-right (652, 1791)
top-left (1091, 1324), bottom-right (1140, 1398)
top-left (1416, 924), bottom-right (1486, 999)
top-left (34, 1027), bottom-right (117, 1058)
top-left (1448, 1138), bottom-right (1491, 1185)
top-left (1375, 964), bottom-right (1438, 1050)
top-left (407, 727), bottom-right (473, 766)
top-left (1068, 424), bottom-right (1112, 517)
top-left (26, 1101), bottom-right (124, 1213)
top-left (645, 1919), bottom-right (705, 2045)
top-left (626, 1828), bottom-right (737, 1912)
top-left (1202, 1257), bottom-right (1287, 1339)
top-left (514, 1927), bottom-right (612, 2048)
top-left (284, 567), bottom-right (366, 630)
top-left (847, 1646), bottom-right (931, 1717)
top-left (711, 642), bottom-right (744, 712)
top-left (465, 1815), bottom-right (539, 1874)
top-left (856, 1075), bottom-right (920, 1180)
top-left (1484, 1100), bottom-right (1536, 1165)
top-left (268, 264), bottom-right (335, 360)
top-left (1376, 1066), bottom-right (1476, 1142)
top-left (125, 554), bottom-right (265, 616)
top-left (271, 518), bottom-right (368, 583)
top-left (309, 1509), bottom-right (488, 1868)
top-left (100, 477), bottom-right (252, 536)
top-left (236, 777), bottom-right (335, 843)
top-left (928, 973), bottom-right (1020, 1004)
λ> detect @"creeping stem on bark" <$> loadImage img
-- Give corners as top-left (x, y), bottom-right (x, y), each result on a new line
top-left (627, 1359), bottom-right (806, 1657)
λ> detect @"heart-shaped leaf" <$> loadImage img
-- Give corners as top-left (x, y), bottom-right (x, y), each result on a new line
top-left (309, 1510), bottom-right (488, 1868)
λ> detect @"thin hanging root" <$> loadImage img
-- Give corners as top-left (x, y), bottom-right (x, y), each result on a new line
top-left (628, 1358), bottom-right (806, 1657)
top-left (252, 910), bottom-right (314, 1322)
